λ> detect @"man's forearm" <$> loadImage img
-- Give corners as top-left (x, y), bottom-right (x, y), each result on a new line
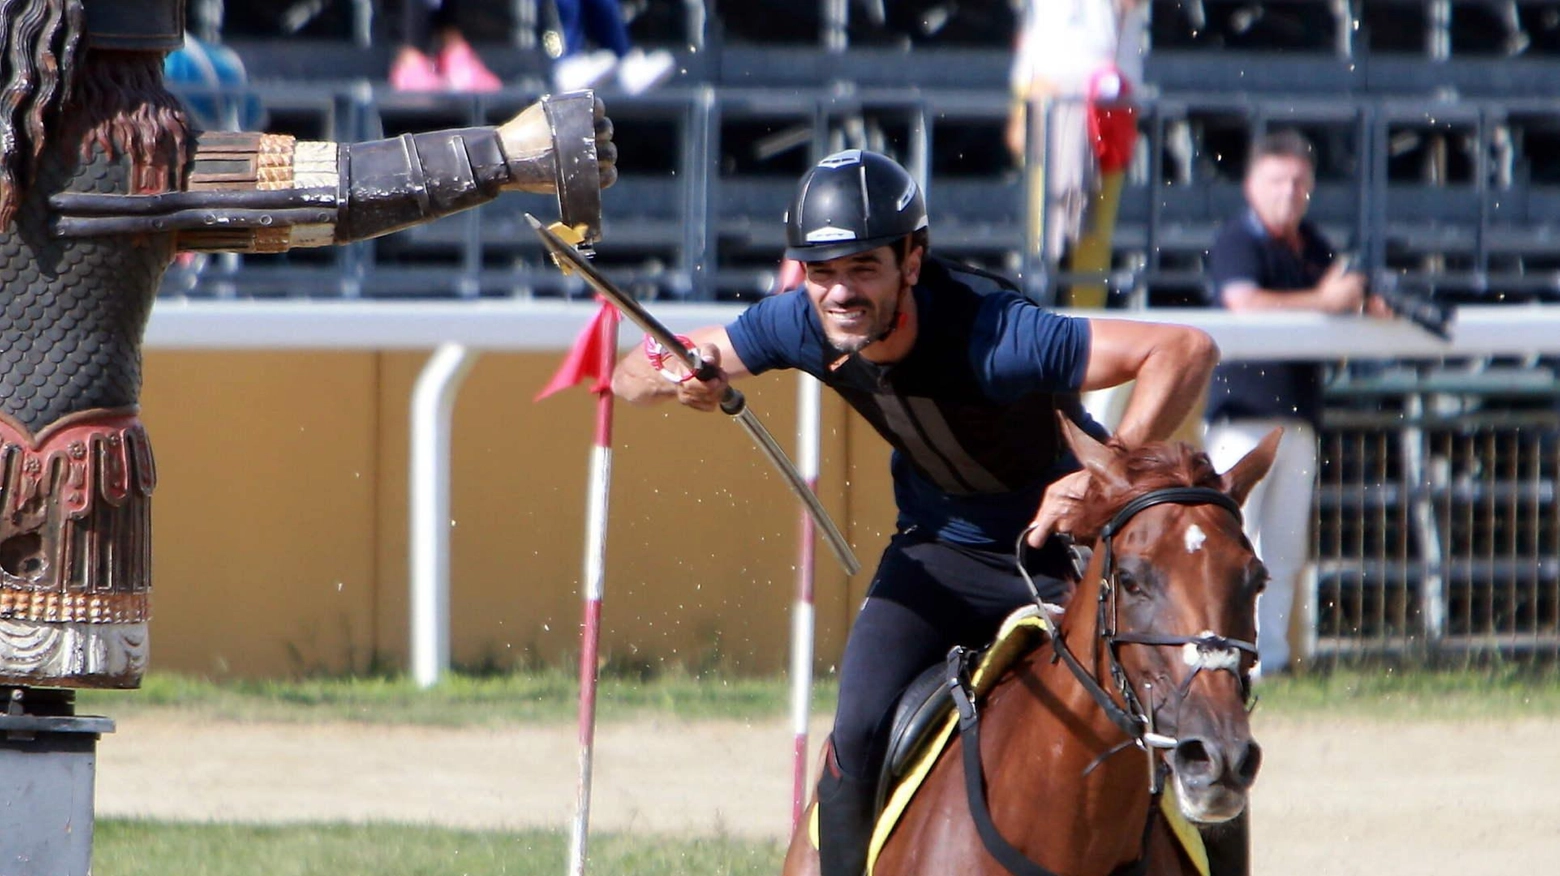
top-left (1111, 328), bottom-right (1218, 447)
top-left (1224, 285), bottom-right (1329, 312)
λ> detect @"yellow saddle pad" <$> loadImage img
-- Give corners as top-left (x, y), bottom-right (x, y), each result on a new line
top-left (806, 605), bottom-right (1209, 876)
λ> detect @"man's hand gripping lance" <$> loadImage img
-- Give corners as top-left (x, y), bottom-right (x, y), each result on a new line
top-left (526, 214), bottom-right (862, 576)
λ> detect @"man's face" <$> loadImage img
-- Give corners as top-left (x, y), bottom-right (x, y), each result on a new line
top-left (1244, 154), bottom-right (1314, 236)
top-left (803, 244), bottom-right (921, 353)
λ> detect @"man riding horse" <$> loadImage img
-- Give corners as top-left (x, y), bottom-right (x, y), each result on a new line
top-left (612, 149), bottom-right (1224, 876)
top-left (0, 0), bottom-right (615, 693)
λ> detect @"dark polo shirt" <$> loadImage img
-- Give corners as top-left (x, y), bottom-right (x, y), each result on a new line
top-left (1201, 210), bottom-right (1335, 428)
top-left (726, 257), bottom-right (1106, 549)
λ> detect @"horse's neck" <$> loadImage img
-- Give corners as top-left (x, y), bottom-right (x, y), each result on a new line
top-left (991, 579), bottom-right (1156, 839)
top-left (955, 634), bottom-right (1153, 873)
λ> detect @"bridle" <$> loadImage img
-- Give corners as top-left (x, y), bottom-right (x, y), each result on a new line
top-left (942, 483), bottom-right (1260, 872)
top-left (1018, 486), bottom-right (1258, 790)
top-left (947, 485), bottom-right (1259, 876)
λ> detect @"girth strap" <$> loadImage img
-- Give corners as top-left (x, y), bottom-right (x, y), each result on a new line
top-left (947, 648), bottom-right (1156, 876)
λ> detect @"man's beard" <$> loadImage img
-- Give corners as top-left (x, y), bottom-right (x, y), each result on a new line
top-left (819, 286), bottom-right (904, 354)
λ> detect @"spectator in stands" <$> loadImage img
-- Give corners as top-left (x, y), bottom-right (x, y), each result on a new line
top-left (551, 0), bottom-right (675, 96)
top-left (1201, 129), bottom-right (1390, 680)
top-left (1007, 0), bottom-right (1147, 308)
top-left (391, 0), bottom-right (502, 92)
top-left (612, 149), bottom-right (1219, 876)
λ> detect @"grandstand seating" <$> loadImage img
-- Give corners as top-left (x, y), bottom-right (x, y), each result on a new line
top-left (167, 0), bottom-right (1560, 657)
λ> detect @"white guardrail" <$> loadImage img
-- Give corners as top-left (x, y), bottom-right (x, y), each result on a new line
top-left (145, 300), bottom-right (1560, 359)
top-left (144, 300), bottom-right (1560, 685)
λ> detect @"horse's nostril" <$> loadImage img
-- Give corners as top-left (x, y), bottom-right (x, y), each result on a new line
top-left (1173, 738), bottom-right (1217, 779)
top-left (1234, 741), bottom-right (1263, 786)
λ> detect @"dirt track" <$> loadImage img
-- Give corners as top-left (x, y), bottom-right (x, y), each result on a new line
top-left (98, 712), bottom-right (1560, 875)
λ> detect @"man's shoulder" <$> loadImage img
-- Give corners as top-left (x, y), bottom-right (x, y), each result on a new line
top-left (928, 257), bottom-right (1023, 298)
top-left (727, 289), bottom-right (814, 345)
top-left (733, 288), bottom-right (810, 323)
top-left (1212, 214), bottom-right (1262, 248)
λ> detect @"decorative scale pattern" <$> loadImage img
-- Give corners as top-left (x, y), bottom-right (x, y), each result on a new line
top-left (0, 142), bottom-right (169, 434)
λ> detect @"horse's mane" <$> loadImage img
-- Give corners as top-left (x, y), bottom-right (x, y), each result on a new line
top-left (1070, 440), bottom-right (1225, 541)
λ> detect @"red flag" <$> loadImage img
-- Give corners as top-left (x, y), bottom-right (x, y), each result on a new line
top-left (535, 298), bottom-right (620, 401)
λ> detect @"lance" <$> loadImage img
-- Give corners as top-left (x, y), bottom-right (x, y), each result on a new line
top-left (525, 213), bottom-right (861, 577)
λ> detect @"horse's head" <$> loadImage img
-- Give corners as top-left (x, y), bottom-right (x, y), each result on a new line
top-left (1060, 417), bottom-right (1279, 825)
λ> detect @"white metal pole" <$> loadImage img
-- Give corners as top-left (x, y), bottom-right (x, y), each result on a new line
top-left (789, 372), bottom-right (823, 830)
top-left (409, 343), bottom-right (478, 689)
top-left (568, 307), bottom-right (619, 876)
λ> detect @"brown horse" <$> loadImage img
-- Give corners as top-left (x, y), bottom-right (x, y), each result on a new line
top-left (782, 420), bottom-right (1280, 876)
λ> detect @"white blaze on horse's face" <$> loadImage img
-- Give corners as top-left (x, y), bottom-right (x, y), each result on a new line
top-left (1182, 632), bottom-right (1241, 673)
top-left (1183, 524), bottom-right (1207, 554)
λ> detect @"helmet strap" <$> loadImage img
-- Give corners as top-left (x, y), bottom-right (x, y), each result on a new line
top-left (874, 284), bottom-right (911, 346)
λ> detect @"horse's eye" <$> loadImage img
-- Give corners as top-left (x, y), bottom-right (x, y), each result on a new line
top-left (1248, 567), bottom-right (1270, 594)
top-left (1116, 569), bottom-right (1143, 596)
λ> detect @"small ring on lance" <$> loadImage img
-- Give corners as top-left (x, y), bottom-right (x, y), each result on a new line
top-left (644, 334), bottom-right (697, 384)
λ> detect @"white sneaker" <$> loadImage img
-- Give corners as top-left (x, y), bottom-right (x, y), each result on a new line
top-left (553, 49), bottom-right (618, 93)
top-left (615, 48), bottom-right (675, 96)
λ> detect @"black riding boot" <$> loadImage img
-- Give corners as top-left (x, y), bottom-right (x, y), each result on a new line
top-left (1200, 810), bottom-right (1250, 876)
top-left (817, 755), bottom-right (877, 876)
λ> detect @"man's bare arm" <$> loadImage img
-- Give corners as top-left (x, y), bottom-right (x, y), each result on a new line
top-left (1080, 318), bottom-right (1219, 448)
top-left (1221, 260), bottom-right (1368, 314)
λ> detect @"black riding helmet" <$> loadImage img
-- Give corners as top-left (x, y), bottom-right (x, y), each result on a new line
top-left (784, 149), bottom-right (928, 263)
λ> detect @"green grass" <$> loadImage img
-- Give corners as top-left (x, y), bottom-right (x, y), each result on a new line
top-left (73, 661), bottom-right (1560, 727)
top-left (94, 820), bottom-right (784, 876)
top-left (1254, 661), bottom-right (1560, 720)
top-left (76, 667), bottom-right (840, 727)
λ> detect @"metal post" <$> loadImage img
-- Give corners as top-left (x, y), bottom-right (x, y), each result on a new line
top-left (1427, 0), bottom-right (1451, 61)
top-left (513, 0), bottom-right (539, 50)
top-left (683, 0), bottom-right (707, 50)
top-left (789, 373), bottom-right (822, 831)
top-left (352, 0), bottom-right (374, 48)
top-left (410, 343), bottom-right (479, 688)
top-left (1332, 0), bottom-right (1355, 59)
top-left (1403, 392), bottom-right (1447, 645)
top-left (684, 87), bottom-right (717, 300)
top-left (823, 0), bottom-right (848, 52)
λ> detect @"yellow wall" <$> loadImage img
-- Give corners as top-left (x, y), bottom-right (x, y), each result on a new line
top-left (139, 351), bottom-right (890, 679)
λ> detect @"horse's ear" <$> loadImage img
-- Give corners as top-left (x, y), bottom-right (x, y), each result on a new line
top-left (1219, 427), bottom-right (1283, 506)
top-left (1058, 412), bottom-right (1129, 492)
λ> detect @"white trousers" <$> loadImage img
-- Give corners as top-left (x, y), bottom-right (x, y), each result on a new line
top-left (1203, 419), bottom-right (1317, 674)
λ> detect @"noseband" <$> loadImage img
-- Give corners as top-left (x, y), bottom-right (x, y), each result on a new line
top-left (1020, 486), bottom-right (1258, 773)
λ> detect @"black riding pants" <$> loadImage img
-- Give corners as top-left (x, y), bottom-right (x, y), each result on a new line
top-left (830, 528), bottom-right (1072, 779)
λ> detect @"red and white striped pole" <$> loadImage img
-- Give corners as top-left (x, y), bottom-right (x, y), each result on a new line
top-left (567, 305), bottom-right (619, 876)
top-left (789, 371), bottom-right (823, 830)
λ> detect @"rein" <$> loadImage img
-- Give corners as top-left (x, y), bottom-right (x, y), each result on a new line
top-left (947, 485), bottom-right (1254, 876)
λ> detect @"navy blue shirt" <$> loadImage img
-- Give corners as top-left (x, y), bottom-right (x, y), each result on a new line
top-left (1202, 210), bottom-right (1335, 427)
top-left (727, 258), bottom-right (1098, 549)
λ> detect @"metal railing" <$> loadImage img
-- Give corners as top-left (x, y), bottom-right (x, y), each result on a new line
top-left (163, 81), bottom-right (1560, 307)
top-left (1314, 366), bottom-right (1560, 657)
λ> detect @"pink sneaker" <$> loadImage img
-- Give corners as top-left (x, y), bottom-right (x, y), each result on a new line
top-left (439, 40), bottom-right (502, 93)
top-left (390, 48), bottom-right (445, 92)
